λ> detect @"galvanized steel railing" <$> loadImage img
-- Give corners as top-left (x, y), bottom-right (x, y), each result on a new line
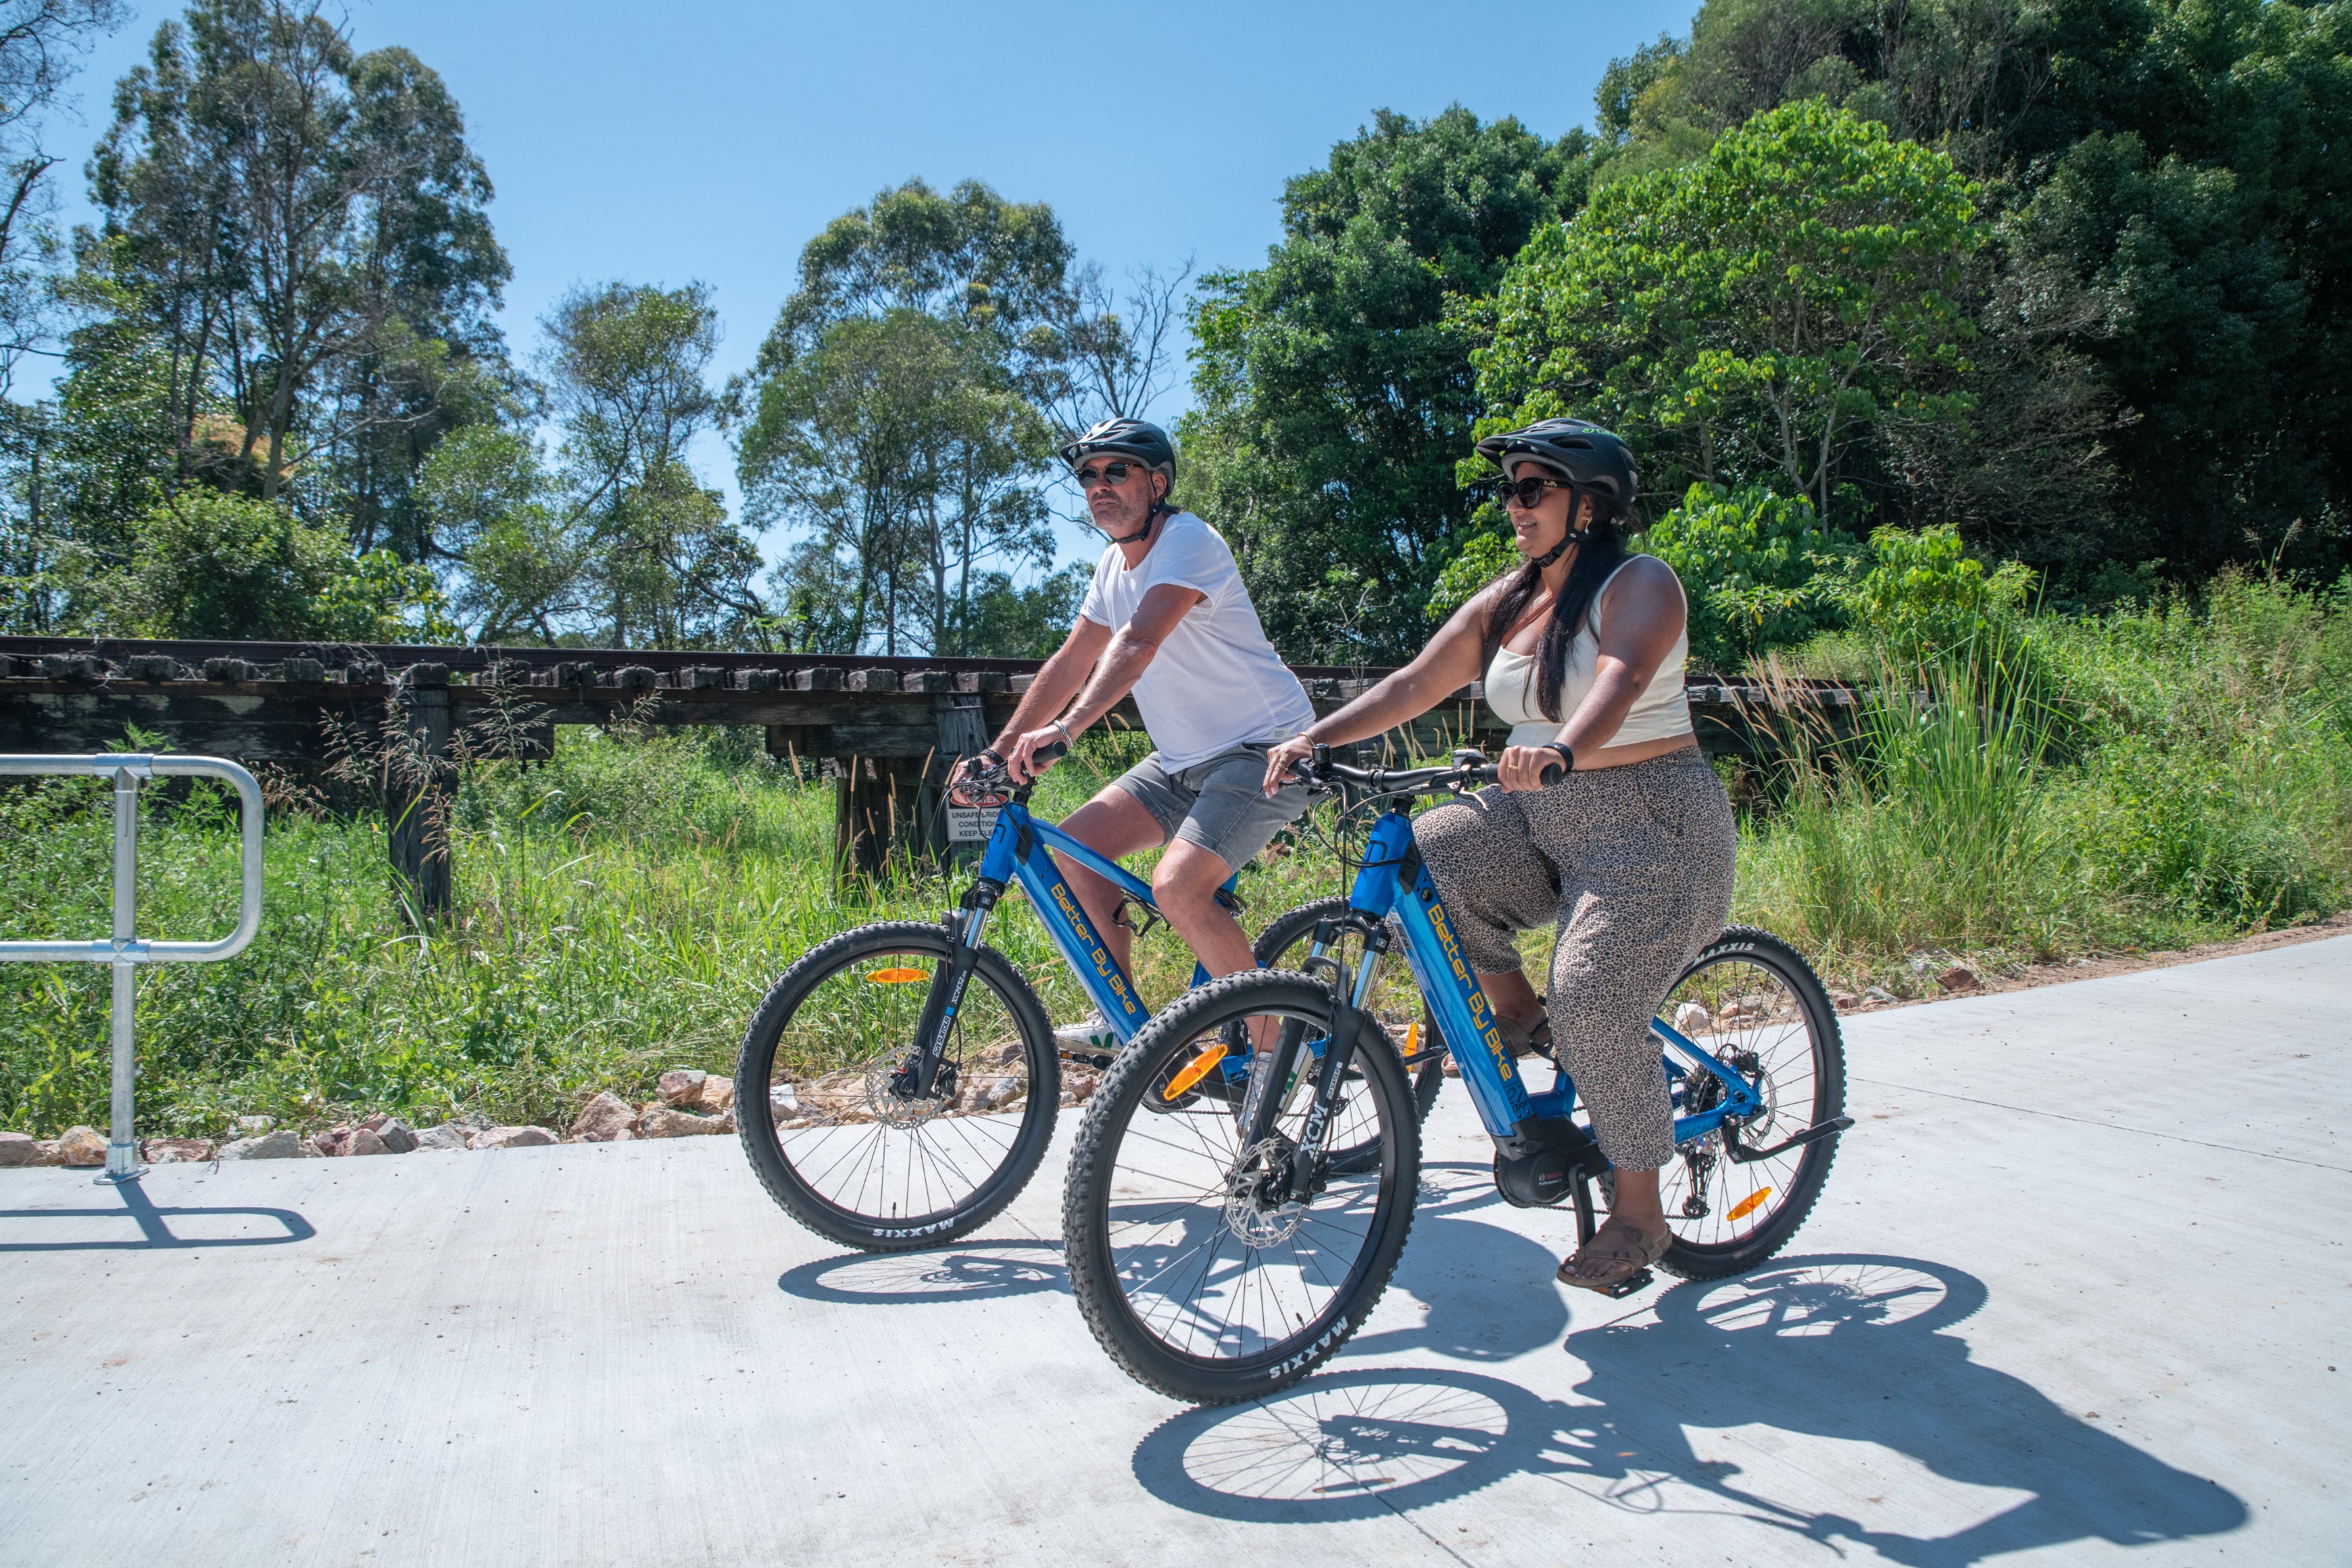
top-left (0, 754), bottom-right (264, 1180)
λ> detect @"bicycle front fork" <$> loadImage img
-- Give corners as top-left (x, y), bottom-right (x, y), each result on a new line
top-left (889, 882), bottom-right (1000, 1102)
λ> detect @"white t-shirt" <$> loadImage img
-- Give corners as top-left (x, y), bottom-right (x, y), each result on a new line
top-left (1077, 511), bottom-right (1316, 771)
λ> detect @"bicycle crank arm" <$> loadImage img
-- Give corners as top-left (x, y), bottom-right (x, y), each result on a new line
top-left (1725, 1115), bottom-right (1854, 1163)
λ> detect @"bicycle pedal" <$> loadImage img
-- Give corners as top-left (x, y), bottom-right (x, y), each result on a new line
top-left (1599, 1267), bottom-right (1656, 1300)
top-left (1058, 1048), bottom-right (1115, 1069)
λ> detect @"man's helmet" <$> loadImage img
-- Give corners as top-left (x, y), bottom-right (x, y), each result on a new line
top-left (1475, 418), bottom-right (1638, 513)
top-left (1060, 417), bottom-right (1177, 490)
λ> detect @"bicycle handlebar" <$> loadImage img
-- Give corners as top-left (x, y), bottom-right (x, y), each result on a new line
top-left (1295, 744), bottom-right (1564, 797)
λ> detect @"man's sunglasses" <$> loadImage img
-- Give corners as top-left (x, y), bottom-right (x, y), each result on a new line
top-left (1479, 475), bottom-right (1577, 510)
top-left (1076, 459), bottom-right (1148, 488)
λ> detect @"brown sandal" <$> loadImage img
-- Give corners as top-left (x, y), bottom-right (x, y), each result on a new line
top-left (1555, 1215), bottom-right (1671, 1293)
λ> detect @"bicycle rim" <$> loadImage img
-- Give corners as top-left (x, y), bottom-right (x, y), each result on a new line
top-left (1066, 972), bottom-right (1419, 1401)
top-left (1653, 929), bottom-right (1843, 1269)
top-left (739, 922), bottom-right (1054, 1246)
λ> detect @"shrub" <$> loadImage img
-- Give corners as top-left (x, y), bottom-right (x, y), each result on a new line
top-left (1642, 481), bottom-right (1856, 670)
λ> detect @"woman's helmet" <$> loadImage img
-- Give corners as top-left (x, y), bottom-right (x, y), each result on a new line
top-left (1060, 417), bottom-right (1177, 490)
top-left (1475, 418), bottom-right (1638, 513)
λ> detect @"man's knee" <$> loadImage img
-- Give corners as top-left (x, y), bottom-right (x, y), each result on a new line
top-left (1151, 843), bottom-right (1232, 913)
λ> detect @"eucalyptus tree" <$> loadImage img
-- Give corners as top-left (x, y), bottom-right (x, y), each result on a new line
top-left (738, 178), bottom-right (1071, 656)
top-left (541, 280), bottom-right (760, 649)
top-left (83, 0), bottom-right (509, 516)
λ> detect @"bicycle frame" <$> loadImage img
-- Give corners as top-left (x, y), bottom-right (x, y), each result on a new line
top-left (1327, 803), bottom-right (1766, 1149)
top-left (969, 797), bottom-right (1233, 1047)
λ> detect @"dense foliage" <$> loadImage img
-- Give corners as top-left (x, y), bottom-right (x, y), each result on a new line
top-left (1190, 0), bottom-right (2352, 635)
top-left (1181, 108), bottom-right (1596, 662)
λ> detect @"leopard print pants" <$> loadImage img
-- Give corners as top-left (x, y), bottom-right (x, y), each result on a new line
top-left (1413, 745), bottom-right (1737, 1171)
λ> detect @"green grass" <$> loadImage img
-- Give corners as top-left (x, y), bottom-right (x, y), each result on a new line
top-left (2, 573), bottom-right (2346, 1138)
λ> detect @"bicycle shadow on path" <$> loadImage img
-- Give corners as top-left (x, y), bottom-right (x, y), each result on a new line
top-left (767, 1163), bottom-right (1506, 1310)
top-left (0, 1174), bottom-right (314, 1252)
top-left (1133, 1232), bottom-right (2246, 1566)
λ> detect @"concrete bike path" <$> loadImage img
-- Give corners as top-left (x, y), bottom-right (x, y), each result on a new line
top-left (4, 935), bottom-right (2345, 1566)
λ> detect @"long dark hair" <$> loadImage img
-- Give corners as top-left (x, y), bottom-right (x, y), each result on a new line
top-left (1479, 477), bottom-right (1633, 723)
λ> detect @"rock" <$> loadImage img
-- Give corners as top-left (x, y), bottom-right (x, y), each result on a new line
top-left (637, 1106), bottom-right (728, 1138)
top-left (142, 1137), bottom-right (216, 1163)
top-left (412, 1123), bottom-right (472, 1152)
top-left (218, 1129), bottom-right (306, 1160)
top-left (768, 1082), bottom-right (800, 1114)
top-left (568, 1091), bottom-right (638, 1143)
top-left (0, 1130), bottom-right (59, 1167)
top-left (1938, 964), bottom-right (1980, 992)
top-left (688, 1076), bottom-right (735, 1116)
top-left (1863, 985), bottom-right (1897, 1004)
top-left (470, 1124), bottom-right (557, 1150)
top-left (343, 1127), bottom-right (390, 1156)
top-left (1059, 1069), bottom-right (1099, 1106)
top-left (657, 1069), bottom-right (709, 1107)
top-left (1672, 1001), bottom-right (1712, 1034)
top-left (54, 1126), bottom-right (107, 1167)
top-left (312, 1127), bottom-right (354, 1157)
top-left (470, 1125), bottom-right (557, 1150)
top-left (1831, 993), bottom-right (1860, 1010)
top-left (375, 1119), bottom-right (417, 1153)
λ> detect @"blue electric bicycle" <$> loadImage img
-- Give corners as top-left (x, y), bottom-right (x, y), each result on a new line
top-left (735, 742), bottom-right (1277, 1251)
top-left (1062, 746), bottom-right (1853, 1404)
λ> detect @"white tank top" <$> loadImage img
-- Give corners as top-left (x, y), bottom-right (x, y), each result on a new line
top-left (1484, 557), bottom-right (1693, 750)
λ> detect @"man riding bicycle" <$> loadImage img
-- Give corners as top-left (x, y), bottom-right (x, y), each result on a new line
top-left (953, 417), bottom-right (1316, 1050)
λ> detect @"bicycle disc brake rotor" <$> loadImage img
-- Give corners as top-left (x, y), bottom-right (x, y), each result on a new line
top-left (1224, 1136), bottom-right (1307, 1248)
top-left (865, 1055), bottom-right (953, 1130)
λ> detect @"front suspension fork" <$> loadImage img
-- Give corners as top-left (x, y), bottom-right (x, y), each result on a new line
top-left (894, 884), bottom-right (997, 1100)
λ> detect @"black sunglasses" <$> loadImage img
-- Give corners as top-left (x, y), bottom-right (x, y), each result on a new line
top-left (1481, 475), bottom-right (1577, 510)
top-left (1076, 459), bottom-right (1147, 488)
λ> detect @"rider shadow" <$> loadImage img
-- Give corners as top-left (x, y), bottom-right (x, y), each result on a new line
top-left (776, 1239), bottom-right (1068, 1306)
top-left (0, 1175), bottom-right (314, 1252)
top-left (1131, 1247), bottom-right (2247, 1565)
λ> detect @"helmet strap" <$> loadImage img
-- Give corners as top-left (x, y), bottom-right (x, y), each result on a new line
top-left (1102, 478), bottom-right (1171, 546)
top-left (1530, 486), bottom-right (1593, 569)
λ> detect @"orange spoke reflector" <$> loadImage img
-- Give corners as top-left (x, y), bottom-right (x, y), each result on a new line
top-left (865, 967), bottom-right (929, 985)
top-left (1726, 1187), bottom-right (1773, 1223)
top-left (1163, 1043), bottom-right (1229, 1101)
top-left (1404, 1020), bottom-right (1419, 1052)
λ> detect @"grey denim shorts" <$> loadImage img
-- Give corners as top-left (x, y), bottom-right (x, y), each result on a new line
top-left (1111, 742), bottom-right (1312, 873)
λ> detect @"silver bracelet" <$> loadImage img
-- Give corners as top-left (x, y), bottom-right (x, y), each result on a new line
top-left (1049, 718), bottom-right (1074, 746)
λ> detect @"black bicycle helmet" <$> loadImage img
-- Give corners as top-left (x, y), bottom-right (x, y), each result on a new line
top-left (1060, 417), bottom-right (1178, 488)
top-left (1475, 417), bottom-right (1638, 514)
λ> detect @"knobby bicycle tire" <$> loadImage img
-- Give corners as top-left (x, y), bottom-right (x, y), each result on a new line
top-left (1650, 924), bottom-right (1846, 1281)
top-left (1063, 970), bottom-right (1421, 1405)
top-left (735, 920), bottom-right (1059, 1252)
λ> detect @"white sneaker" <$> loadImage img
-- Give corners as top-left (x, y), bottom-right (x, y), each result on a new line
top-left (1054, 1013), bottom-right (1121, 1057)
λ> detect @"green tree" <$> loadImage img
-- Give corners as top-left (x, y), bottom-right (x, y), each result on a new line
top-left (1476, 100), bottom-right (1982, 530)
top-left (542, 280), bottom-right (760, 649)
top-left (1643, 481), bottom-right (1859, 669)
top-left (738, 180), bottom-right (1069, 656)
top-left (83, 0), bottom-right (510, 515)
top-left (1179, 107), bottom-right (1597, 662)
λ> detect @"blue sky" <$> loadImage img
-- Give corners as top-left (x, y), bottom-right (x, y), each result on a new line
top-left (41, 0), bottom-right (1700, 564)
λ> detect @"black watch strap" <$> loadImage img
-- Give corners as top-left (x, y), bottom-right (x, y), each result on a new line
top-left (1547, 742), bottom-right (1575, 773)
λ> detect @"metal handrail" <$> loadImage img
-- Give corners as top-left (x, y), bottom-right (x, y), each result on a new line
top-left (0, 754), bottom-right (265, 1180)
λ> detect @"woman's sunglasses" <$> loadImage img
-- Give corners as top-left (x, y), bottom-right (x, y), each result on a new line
top-left (1480, 475), bottom-right (1577, 510)
top-left (1076, 459), bottom-right (1146, 488)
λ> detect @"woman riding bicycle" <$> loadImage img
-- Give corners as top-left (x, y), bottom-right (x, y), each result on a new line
top-left (1261, 417), bottom-right (1737, 1294)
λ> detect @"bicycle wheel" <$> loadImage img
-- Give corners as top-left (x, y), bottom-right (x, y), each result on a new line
top-left (1645, 925), bottom-right (1845, 1280)
top-left (1063, 971), bottom-right (1421, 1405)
top-left (735, 920), bottom-right (1058, 1252)
top-left (1253, 896), bottom-right (1443, 1167)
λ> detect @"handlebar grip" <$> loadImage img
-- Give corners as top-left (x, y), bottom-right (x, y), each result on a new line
top-left (1538, 761), bottom-right (1566, 786)
top-left (1035, 741), bottom-right (1069, 763)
